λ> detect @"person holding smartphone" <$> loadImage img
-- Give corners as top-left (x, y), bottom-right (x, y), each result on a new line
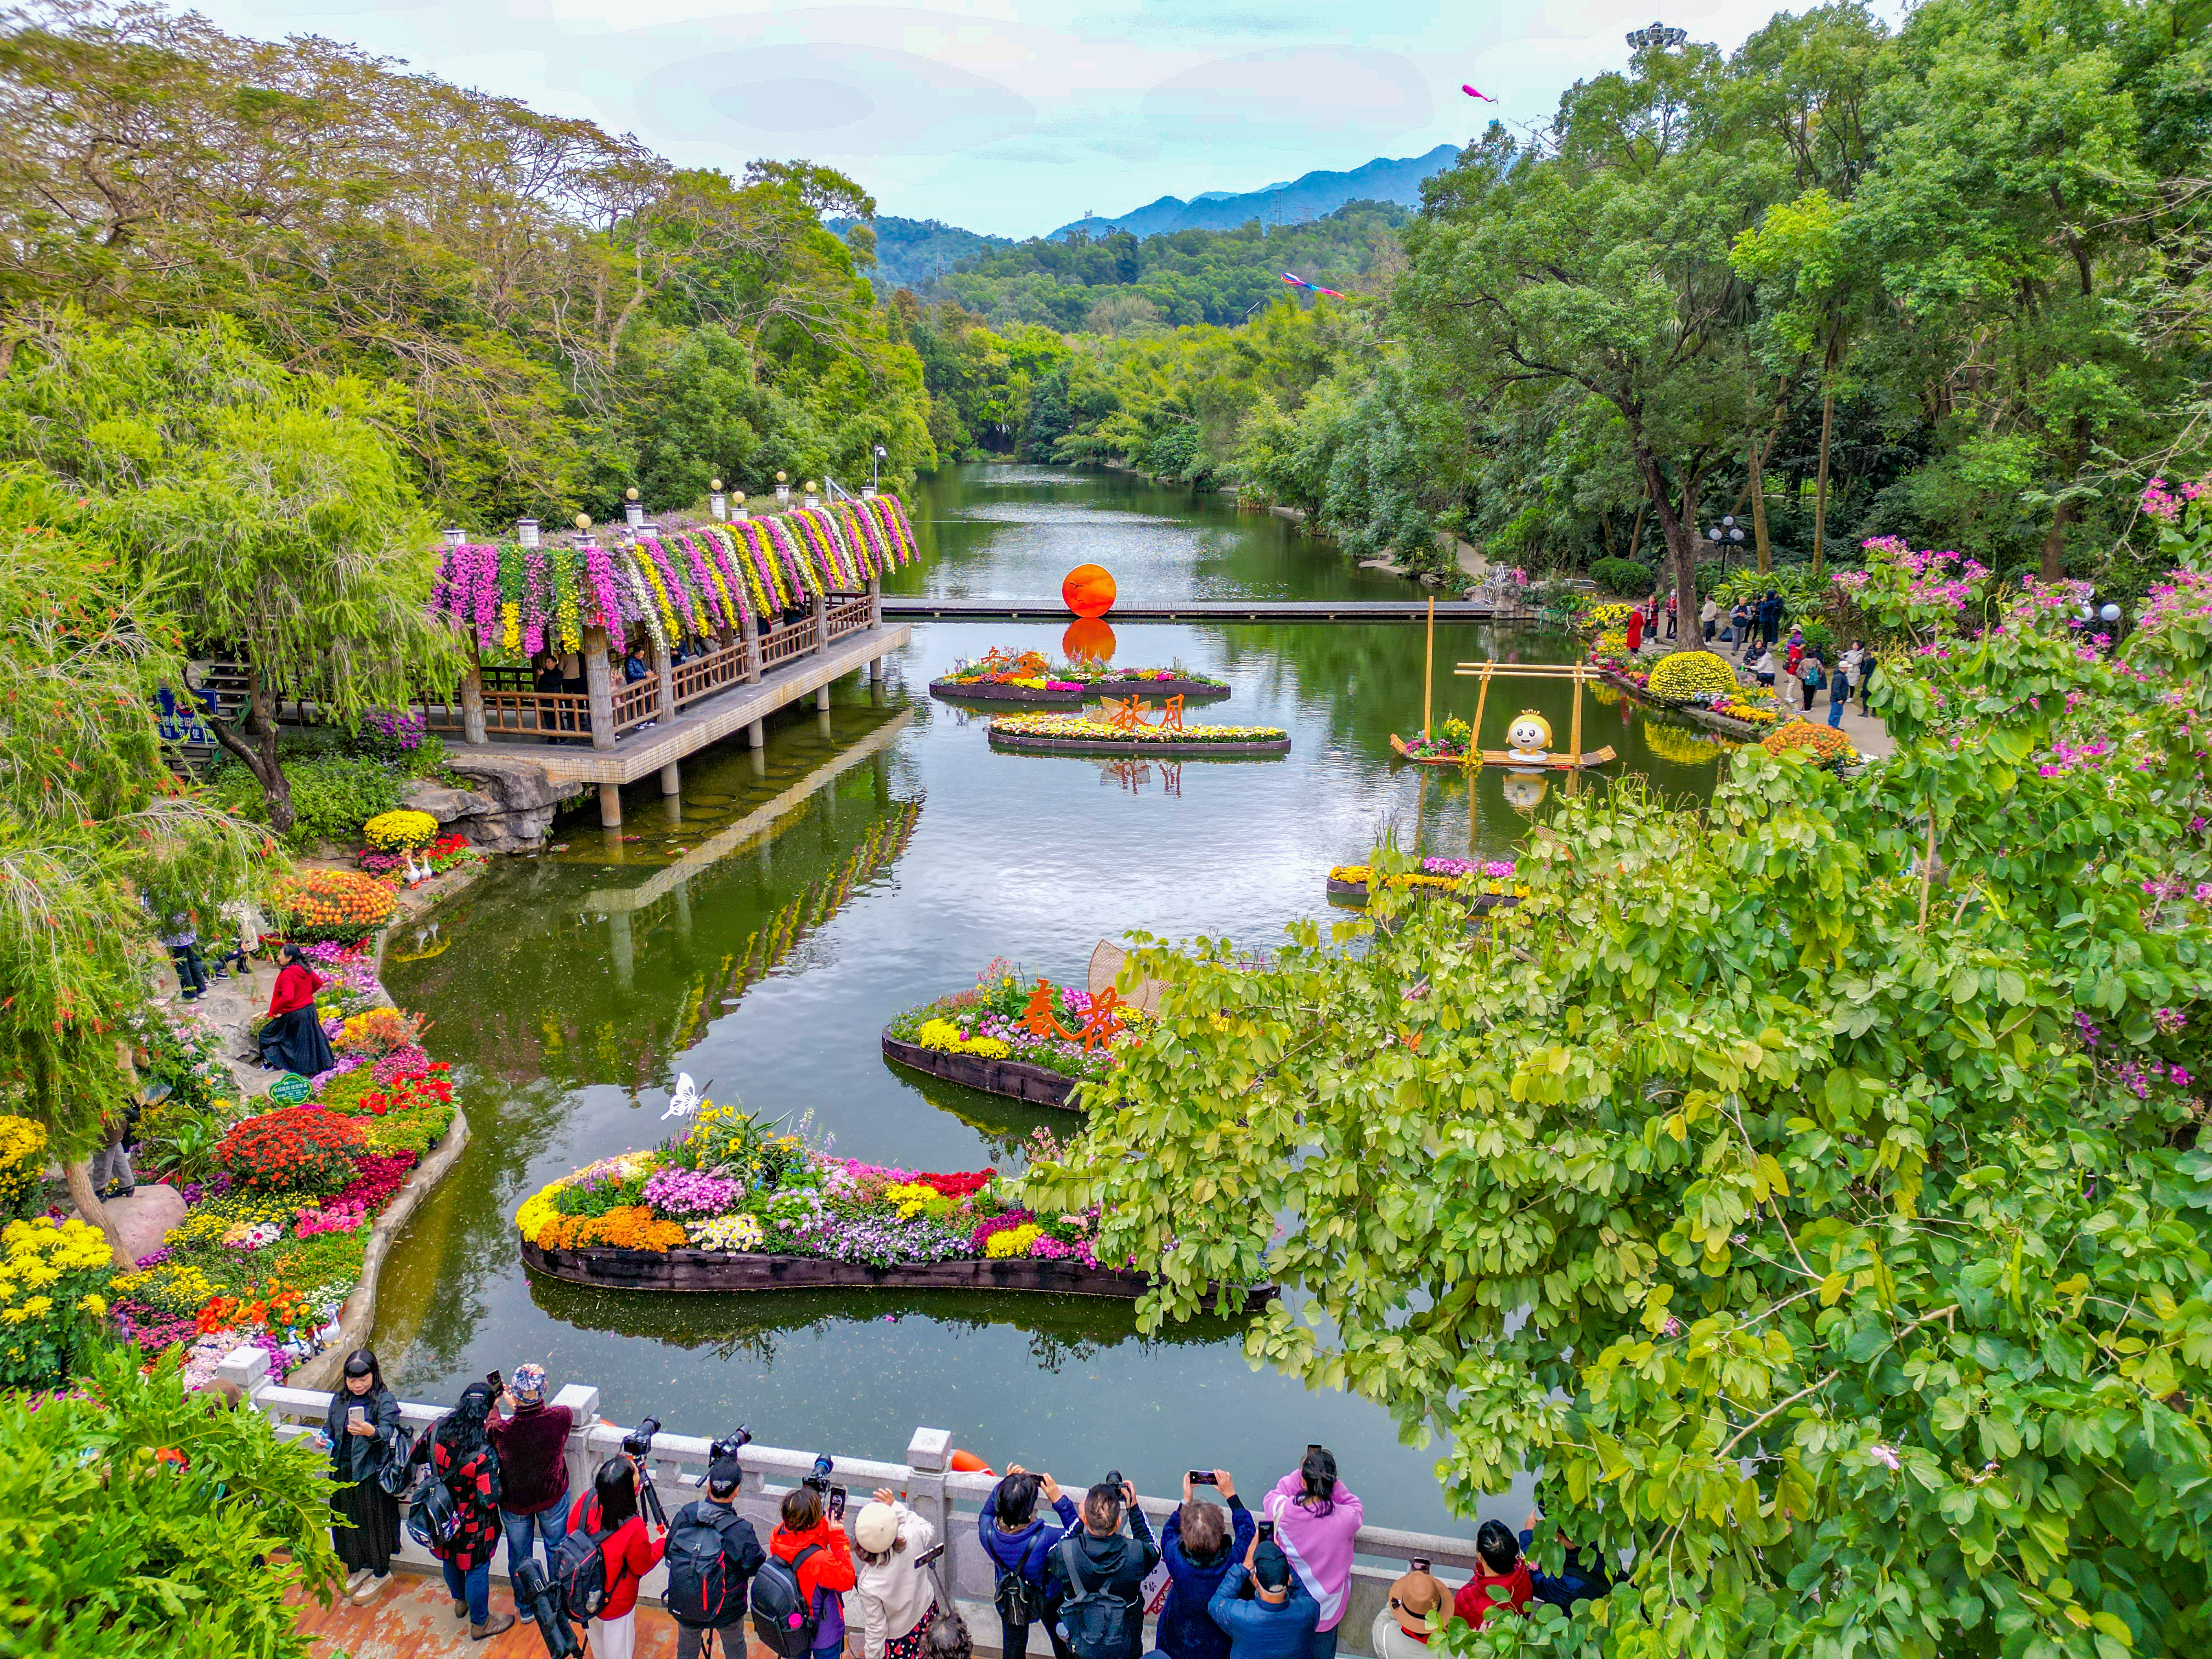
top-left (488, 1363), bottom-right (573, 1581)
top-left (978, 1465), bottom-right (1079, 1659)
top-left (314, 1348), bottom-right (404, 1605)
top-left (1261, 1448), bottom-right (1363, 1659)
top-left (1158, 1469), bottom-right (1253, 1659)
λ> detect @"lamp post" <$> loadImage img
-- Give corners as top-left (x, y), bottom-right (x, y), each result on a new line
top-left (1704, 514), bottom-right (1746, 579)
top-left (870, 444), bottom-right (887, 496)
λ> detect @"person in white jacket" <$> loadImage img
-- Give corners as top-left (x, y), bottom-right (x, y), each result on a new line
top-left (855, 1489), bottom-right (940, 1659)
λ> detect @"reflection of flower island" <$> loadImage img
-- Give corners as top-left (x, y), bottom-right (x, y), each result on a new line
top-left (882, 970), bottom-right (1144, 1110)
top-left (516, 1107), bottom-right (1265, 1307)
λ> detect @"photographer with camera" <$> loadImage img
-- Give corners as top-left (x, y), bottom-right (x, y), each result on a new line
top-left (979, 1465), bottom-right (1080, 1659)
top-left (1158, 1469), bottom-right (1253, 1659)
top-left (758, 1459), bottom-right (857, 1659)
top-left (1045, 1474), bottom-right (1158, 1659)
top-left (556, 1455), bottom-right (666, 1659)
top-left (489, 1365), bottom-right (573, 1581)
top-left (665, 1437), bottom-right (766, 1659)
top-left (855, 1487), bottom-right (938, 1659)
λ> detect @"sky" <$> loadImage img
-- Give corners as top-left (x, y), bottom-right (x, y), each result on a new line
top-left (193, 0), bottom-right (1847, 238)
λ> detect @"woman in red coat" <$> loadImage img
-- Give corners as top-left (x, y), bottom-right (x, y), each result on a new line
top-left (427, 1382), bottom-right (515, 1639)
top-left (569, 1457), bottom-right (668, 1659)
top-left (256, 945), bottom-right (336, 1076)
top-left (1624, 607), bottom-right (1644, 652)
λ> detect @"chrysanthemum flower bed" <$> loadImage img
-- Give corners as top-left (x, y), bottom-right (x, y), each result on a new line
top-left (885, 963), bottom-right (1147, 1081)
top-left (516, 1105), bottom-right (1102, 1269)
top-left (1762, 719), bottom-right (1858, 767)
top-left (989, 713), bottom-right (1286, 746)
top-left (1327, 859), bottom-right (1525, 897)
top-left (110, 944), bottom-right (458, 1387)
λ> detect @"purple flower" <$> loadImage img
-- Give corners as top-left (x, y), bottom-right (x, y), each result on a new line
top-left (1868, 1444), bottom-right (1901, 1471)
top-left (642, 1167), bottom-right (744, 1217)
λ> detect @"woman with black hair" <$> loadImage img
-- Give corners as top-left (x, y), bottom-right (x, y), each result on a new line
top-left (315, 1347), bottom-right (404, 1605)
top-left (568, 1454), bottom-right (668, 1659)
top-left (1262, 1448), bottom-right (1364, 1659)
top-left (428, 1380), bottom-right (514, 1639)
top-left (256, 945), bottom-right (336, 1075)
top-left (977, 1464), bottom-right (1078, 1659)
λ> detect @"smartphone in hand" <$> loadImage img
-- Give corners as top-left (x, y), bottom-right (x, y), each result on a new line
top-left (1257, 1520), bottom-right (1276, 1543)
top-left (1187, 1470), bottom-right (1218, 1486)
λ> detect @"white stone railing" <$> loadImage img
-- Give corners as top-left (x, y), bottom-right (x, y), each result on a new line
top-left (222, 1347), bottom-right (1484, 1655)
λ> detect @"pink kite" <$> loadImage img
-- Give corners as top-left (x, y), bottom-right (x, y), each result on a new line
top-left (1281, 272), bottom-right (1347, 300)
top-left (1462, 83), bottom-right (1497, 101)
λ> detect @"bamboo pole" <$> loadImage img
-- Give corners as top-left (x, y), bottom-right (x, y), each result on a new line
top-left (1568, 663), bottom-right (1585, 766)
top-left (1423, 596), bottom-right (1436, 739)
top-left (1470, 665), bottom-right (1493, 760)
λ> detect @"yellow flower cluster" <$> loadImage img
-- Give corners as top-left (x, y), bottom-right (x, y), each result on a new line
top-left (687, 1214), bottom-right (764, 1251)
top-left (537, 1205), bottom-right (688, 1253)
top-left (884, 1181), bottom-right (958, 1221)
top-left (363, 809), bottom-right (441, 851)
top-left (514, 1181), bottom-right (565, 1248)
top-left (112, 1259), bottom-right (217, 1318)
top-left (1646, 651), bottom-right (1740, 701)
top-left (917, 1018), bottom-right (1011, 1059)
top-left (1583, 602), bottom-right (1637, 630)
top-left (985, 1224), bottom-right (1042, 1259)
top-left (0, 1217), bottom-right (115, 1325)
top-left (0, 1115), bottom-right (46, 1209)
top-left (170, 1194), bottom-right (300, 1251)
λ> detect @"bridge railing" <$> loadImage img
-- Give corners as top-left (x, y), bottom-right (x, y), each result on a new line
top-left (219, 1346), bottom-right (1481, 1656)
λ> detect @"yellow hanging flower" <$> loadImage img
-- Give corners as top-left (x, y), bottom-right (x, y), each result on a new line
top-left (502, 601), bottom-right (522, 654)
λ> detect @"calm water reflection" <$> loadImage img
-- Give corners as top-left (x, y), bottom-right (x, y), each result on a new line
top-left (377, 465), bottom-right (1720, 1533)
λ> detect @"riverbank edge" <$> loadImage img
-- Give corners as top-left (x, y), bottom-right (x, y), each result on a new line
top-left (881, 1032), bottom-right (1082, 1108)
top-left (519, 1237), bottom-right (1274, 1311)
top-left (1596, 669), bottom-right (1768, 742)
top-left (283, 857), bottom-right (488, 1390)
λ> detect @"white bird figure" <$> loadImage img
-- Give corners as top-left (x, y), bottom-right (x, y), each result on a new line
top-left (662, 1072), bottom-right (701, 1120)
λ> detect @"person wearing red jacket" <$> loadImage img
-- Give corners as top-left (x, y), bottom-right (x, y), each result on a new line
top-left (1451, 1521), bottom-right (1532, 1631)
top-left (770, 1482), bottom-right (859, 1659)
top-left (569, 1457), bottom-right (667, 1659)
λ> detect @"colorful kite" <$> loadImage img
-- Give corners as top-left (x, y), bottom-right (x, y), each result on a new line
top-left (1281, 272), bottom-right (1347, 299)
top-left (1462, 83), bottom-right (1498, 101)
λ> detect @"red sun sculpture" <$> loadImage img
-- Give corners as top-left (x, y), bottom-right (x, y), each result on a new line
top-left (1061, 563), bottom-right (1116, 619)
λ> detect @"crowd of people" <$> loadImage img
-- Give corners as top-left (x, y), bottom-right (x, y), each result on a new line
top-left (311, 1368), bottom-right (1608, 1657)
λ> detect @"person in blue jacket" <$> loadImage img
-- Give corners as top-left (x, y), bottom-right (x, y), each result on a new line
top-left (1206, 1539), bottom-right (1317, 1659)
top-left (980, 1465), bottom-right (1080, 1659)
top-left (1157, 1468), bottom-right (1255, 1659)
top-left (1519, 1511), bottom-right (1612, 1610)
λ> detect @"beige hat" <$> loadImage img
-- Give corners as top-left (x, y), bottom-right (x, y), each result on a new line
top-left (1386, 1570), bottom-right (1447, 1635)
top-left (855, 1501), bottom-right (901, 1554)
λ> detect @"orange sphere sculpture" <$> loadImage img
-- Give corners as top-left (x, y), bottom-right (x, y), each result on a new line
top-left (1062, 563), bottom-right (1117, 619)
top-left (1062, 617), bottom-right (1116, 665)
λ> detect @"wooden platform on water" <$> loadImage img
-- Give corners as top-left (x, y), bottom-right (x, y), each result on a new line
top-left (885, 598), bottom-right (1506, 623)
top-left (1389, 733), bottom-right (1618, 770)
top-left (444, 623), bottom-right (908, 788)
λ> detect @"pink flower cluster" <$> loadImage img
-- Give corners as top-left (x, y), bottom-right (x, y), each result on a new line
top-left (294, 1199), bottom-right (369, 1237)
top-left (641, 1167), bottom-right (745, 1215)
top-left (2138, 476), bottom-right (2205, 523)
top-left (2035, 738), bottom-right (2111, 777)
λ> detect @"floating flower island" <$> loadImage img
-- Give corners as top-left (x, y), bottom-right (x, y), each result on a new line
top-left (930, 650), bottom-right (1232, 707)
top-left (988, 712), bottom-right (1289, 756)
top-left (882, 968), bottom-right (1144, 1109)
top-left (1326, 859), bottom-right (1526, 910)
top-left (1591, 648), bottom-right (1782, 740)
top-left (516, 1106), bottom-right (1262, 1306)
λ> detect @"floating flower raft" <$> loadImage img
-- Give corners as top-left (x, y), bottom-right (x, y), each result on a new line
top-left (516, 1105), bottom-right (1263, 1305)
top-left (1325, 859), bottom-right (1527, 910)
top-left (882, 966), bottom-right (1146, 1109)
top-left (988, 712), bottom-right (1289, 755)
top-left (930, 650), bottom-right (1229, 706)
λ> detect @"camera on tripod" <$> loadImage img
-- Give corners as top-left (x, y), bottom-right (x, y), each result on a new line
top-left (804, 1452), bottom-right (848, 1522)
top-left (710, 1426), bottom-right (753, 1464)
top-left (621, 1415), bottom-right (668, 1527)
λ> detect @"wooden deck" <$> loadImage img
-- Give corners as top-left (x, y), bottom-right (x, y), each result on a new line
top-left (444, 623), bottom-right (909, 791)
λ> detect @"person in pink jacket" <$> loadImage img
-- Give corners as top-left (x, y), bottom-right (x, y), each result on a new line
top-left (1261, 1448), bottom-right (1364, 1659)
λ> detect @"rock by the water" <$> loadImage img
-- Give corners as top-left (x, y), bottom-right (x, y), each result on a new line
top-left (87, 1182), bottom-right (187, 1266)
top-left (404, 757), bottom-right (583, 854)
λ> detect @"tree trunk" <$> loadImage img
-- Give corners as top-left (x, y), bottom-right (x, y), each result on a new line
top-left (2042, 415), bottom-right (2089, 582)
top-left (65, 1158), bottom-right (133, 1268)
top-left (1810, 385), bottom-right (1836, 577)
top-left (1635, 452), bottom-right (1699, 631)
top-left (1750, 433), bottom-right (1774, 575)
top-left (212, 664), bottom-right (296, 833)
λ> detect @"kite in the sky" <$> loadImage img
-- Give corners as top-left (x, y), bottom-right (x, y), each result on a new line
top-left (1462, 83), bottom-right (1497, 101)
top-left (1282, 272), bottom-right (1347, 299)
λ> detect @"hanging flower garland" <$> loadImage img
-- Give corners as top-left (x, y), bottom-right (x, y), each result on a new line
top-left (624, 545), bottom-right (682, 648)
top-left (521, 545), bottom-right (551, 657)
top-left (680, 532), bottom-right (741, 633)
top-left (762, 516), bottom-right (822, 600)
top-left (634, 538), bottom-right (698, 639)
top-left (697, 529), bottom-right (755, 630)
top-left (872, 495), bottom-right (918, 565)
top-left (550, 548), bottom-right (584, 652)
top-left (582, 545), bottom-right (630, 652)
top-left (732, 521), bottom-right (786, 610)
top-left (838, 501), bottom-right (888, 578)
top-left (496, 543), bottom-right (526, 655)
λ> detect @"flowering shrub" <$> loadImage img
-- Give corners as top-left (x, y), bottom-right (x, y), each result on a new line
top-left (216, 1109), bottom-right (367, 1195)
top-left (0, 1115), bottom-right (47, 1215)
top-left (270, 869), bottom-right (395, 943)
top-left (336, 1007), bottom-right (426, 1060)
top-left (1645, 650), bottom-right (1739, 702)
top-left (640, 1167), bottom-right (743, 1216)
top-left (890, 969), bottom-right (1144, 1082)
top-left (361, 809), bottom-right (439, 851)
top-left (1762, 720), bottom-right (1858, 768)
top-left (0, 1217), bottom-right (115, 1386)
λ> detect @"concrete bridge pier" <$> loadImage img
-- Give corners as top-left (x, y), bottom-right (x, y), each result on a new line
top-left (747, 718), bottom-right (765, 748)
top-left (598, 781), bottom-right (622, 827)
top-left (659, 761), bottom-right (680, 795)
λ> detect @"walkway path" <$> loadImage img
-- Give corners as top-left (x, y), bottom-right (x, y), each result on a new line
top-left (295, 1572), bottom-right (781, 1659)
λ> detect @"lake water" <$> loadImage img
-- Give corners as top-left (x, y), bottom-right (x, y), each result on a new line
top-left (375, 464), bottom-right (1721, 1534)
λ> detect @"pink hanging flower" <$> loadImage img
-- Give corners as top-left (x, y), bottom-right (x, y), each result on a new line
top-left (582, 544), bottom-right (629, 650)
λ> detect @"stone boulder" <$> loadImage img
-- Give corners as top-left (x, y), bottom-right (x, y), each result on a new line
top-left (405, 755), bottom-right (583, 853)
top-left (82, 1182), bottom-right (187, 1267)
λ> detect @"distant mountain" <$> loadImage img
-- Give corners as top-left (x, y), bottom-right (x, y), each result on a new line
top-left (830, 216), bottom-right (1013, 296)
top-left (1045, 146), bottom-right (1458, 242)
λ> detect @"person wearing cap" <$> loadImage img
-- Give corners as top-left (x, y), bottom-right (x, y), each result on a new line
top-left (855, 1487), bottom-right (940, 1659)
top-left (489, 1363), bottom-right (574, 1580)
top-left (1370, 1569), bottom-right (1446, 1659)
top-left (1158, 1468), bottom-right (1254, 1659)
top-left (668, 1456), bottom-right (767, 1659)
top-left (1206, 1536), bottom-right (1318, 1659)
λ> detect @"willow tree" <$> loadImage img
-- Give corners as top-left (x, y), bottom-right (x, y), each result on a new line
top-left (0, 473), bottom-right (275, 1262)
top-left (1026, 543), bottom-right (2212, 1655)
top-left (0, 316), bottom-right (459, 832)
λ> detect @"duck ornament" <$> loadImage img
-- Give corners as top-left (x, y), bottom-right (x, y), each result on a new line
top-left (1504, 709), bottom-right (1553, 769)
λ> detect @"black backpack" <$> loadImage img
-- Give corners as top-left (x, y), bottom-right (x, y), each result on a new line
top-left (667, 1503), bottom-right (766, 1629)
top-left (751, 1542), bottom-right (822, 1657)
top-left (1054, 1537), bottom-right (1131, 1659)
top-left (994, 1554), bottom-right (1043, 1627)
top-left (552, 1517), bottom-right (619, 1622)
